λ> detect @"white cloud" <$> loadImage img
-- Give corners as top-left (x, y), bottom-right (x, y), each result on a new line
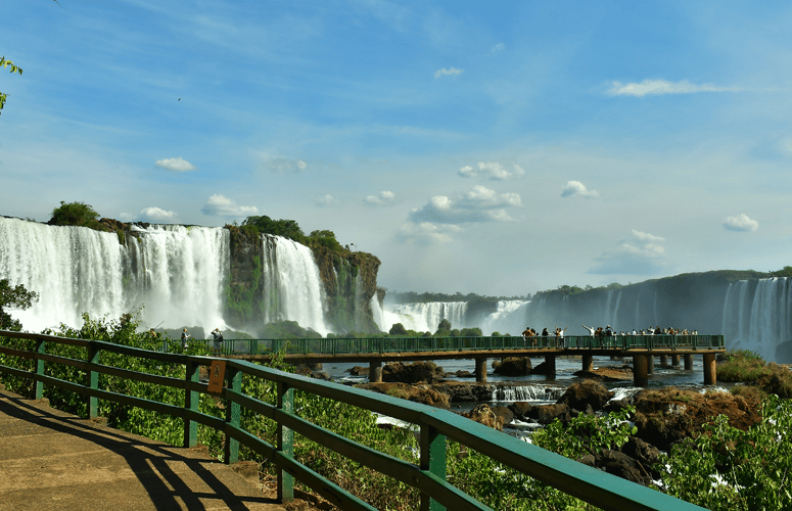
top-left (606, 79), bottom-right (741, 97)
top-left (397, 222), bottom-right (461, 245)
top-left (201, 194), bottom-right (259, 217)
top-left (264, 157), bottom-right (307, 173)
top-left (435, 67), bottom-right (463, 78)
top-left (723, 213), bottom-right (759, 232)
top-left (561, 180), bottom-right (599, 198)
top-left (365, 190), bottom-right (395, 206)
top-left (140, 207), bottom-right (179, 223)
top-left (490, 43), bottom-right (505, 54)
top-left (589, 230), bottom-right (667, 275)
top-left (457, 162), bottom-right (525, 180)
top-left (315, 194), bottom-right (339, 207)
top-left (408, 185), bottom-right (521, 225)
top-left (155, 157), bottom-right (196, 172)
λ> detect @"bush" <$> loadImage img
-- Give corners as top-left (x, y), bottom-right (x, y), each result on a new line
top-left (50, 201), bottom-right (102, 229)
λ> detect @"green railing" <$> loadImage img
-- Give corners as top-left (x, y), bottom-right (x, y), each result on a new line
top-left (206, 334), bottom-right (725, 356)
top-left (0, 330), bottom-right (706, 511)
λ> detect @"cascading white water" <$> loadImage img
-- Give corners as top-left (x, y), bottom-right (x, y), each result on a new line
top-left (260, 234), bottom-right (330, 336)
top-left (0, 218), bottom-right (230, 332)
top-left (721, 278), bottom-right (792, 362)
top-left (0, 217), bottom-right (128, 330)
top-left (132, 225), bottom-right (229, 330)
top-left (380, 301), bottom-right (468, 333)
top-left (481, 300), bottom-right (531, 335)
top-left (490, 385), bottom-right (565, 402)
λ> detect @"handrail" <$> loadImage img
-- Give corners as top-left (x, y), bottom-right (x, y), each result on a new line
top-left (0, 330), bottom-right (707, 511)
top-left (199, 334), bottom-right (725, 356)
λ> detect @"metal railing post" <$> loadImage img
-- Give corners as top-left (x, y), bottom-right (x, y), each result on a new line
top-left (224, 365), bottom-right (241, 464)
top-left (184, 359), bottom-right (199, 448)
top-left (34, 338), bottom-right (45, 400)
top-left (277, 381), bottom-right (295, 502)
top-left (420, 424), bottom-right (447, 511)
top-left (88, 343), bottom-right (100, 418)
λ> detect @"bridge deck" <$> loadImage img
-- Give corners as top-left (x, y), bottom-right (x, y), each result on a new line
top-left (0, 385), bottom-right (283, 511)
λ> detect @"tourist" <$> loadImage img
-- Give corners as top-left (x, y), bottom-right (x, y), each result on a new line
top-left (211, 328), bottom-right (224, 355)
top-left (181, 328), bottom-right (191, 350)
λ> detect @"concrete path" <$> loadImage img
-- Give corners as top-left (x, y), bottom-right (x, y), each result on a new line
top-left (0, 385), bottom-right (287, 511)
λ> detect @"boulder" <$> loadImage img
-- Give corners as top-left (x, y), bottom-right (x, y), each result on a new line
top-left (490, 406), bottom-right (514, 425)
top-left (382, 361), bottom-right (445, 383)
top-left (492, 357), bottom-right (533, 376)
top-left (347, 366), bottom-right (368, 376)
top-left (510, 403), bottom-right (570, 424)
top-left (620, 436), bottom-right (662, 479)
top-left (556, 379), bottom-right (614, 413)
top-left (462, 404), bottom-right (504, 431)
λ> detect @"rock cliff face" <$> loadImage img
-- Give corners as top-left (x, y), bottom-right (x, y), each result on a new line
top-left (224, 225), bottom-right (381, 335)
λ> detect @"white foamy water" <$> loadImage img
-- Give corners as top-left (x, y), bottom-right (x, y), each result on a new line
top-left (481, 300), bottom-right (531, 335)
top-left (379, 301), bottom-right (468, 333)
top-left (261, 234), bottom-right (330, 336)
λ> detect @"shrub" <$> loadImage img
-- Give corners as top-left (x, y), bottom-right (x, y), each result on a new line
top-left (50, 201), bottom-right (102, 229)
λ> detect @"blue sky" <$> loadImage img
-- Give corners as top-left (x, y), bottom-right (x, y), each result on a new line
top-left (2, 0), bottom-right (792, 296)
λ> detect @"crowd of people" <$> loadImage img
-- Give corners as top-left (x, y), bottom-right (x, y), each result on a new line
top-left (520, 324), bottom-right (699, 348)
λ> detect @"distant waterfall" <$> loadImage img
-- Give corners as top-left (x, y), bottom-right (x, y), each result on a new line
top-left (380, 302), bottom-right (469, 333)
top-left (481, 300), bottom-right (530, 335)
top-left (260, 235), bottom-right (330, 336)
top-left (0, 218), bottom-right (229, 332)
top-left (721, 278), bottom-right (792, 362)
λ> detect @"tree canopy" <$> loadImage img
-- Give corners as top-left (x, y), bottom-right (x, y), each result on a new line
top-left (0, 279), bottom-right (38, 331)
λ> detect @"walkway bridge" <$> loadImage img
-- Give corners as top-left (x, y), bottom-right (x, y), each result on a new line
top-left (0, 330), bottom-right (709, 511)
top-left (218, 334), bottom-right (726, 387)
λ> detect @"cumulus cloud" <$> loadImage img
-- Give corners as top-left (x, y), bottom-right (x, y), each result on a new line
top-left (606, 79), bottom-right (740, 97)
top-left (435, 67), bottom-right (463, 78)
top-left (561, 180), bottom-right (599, 198)
top-left (155, 157), bottom-right (196, 172)
top-left (365, 190), bottom-right (395, 206)
top-left (723, 213), bottom-right (759, 232)
top-left (457, 162), bottom-right (525, 180)
top-left (490, 43), bottom-right (505, 54)
top-left (588, 230), bottom-right (667, 275)
top-left (201, 194), bottom-right (259, 217)
top-left (315, 194), bottom-right (339, 207)
top-left (397, 222), bottom-right (462, 245)
top-left (264, 157), bottom-right (307, 173)
top-left (409, 185), bottom-right (521, 225)
top-left (140, 207), bottom-right (179, 223)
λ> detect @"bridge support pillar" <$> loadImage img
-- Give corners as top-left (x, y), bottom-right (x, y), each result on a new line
top-left (582, 354), bottom-right (594, 372)
top-left (703, 353), bottom-right (717, 385)
top-left (545, 355), bottom-right (556, 380)
top-left (660, 354), bottom-right (668, 367)
top-left (475, 357), bottom-right (487, 383)
top-left (369, 361), bottom-right (382, 383)
top-left (647, 355), bottom-right (654, 374)
top-left (672, 354), bottom-right (681, 367)
top-left (684, 354), bottom-right (694, 370)
top-left (633, 355), bottom-right (649, 387)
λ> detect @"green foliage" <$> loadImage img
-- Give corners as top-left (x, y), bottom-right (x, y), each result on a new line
top-left (241, 215), bottom-right (306, 242)
top-left (50, 201), bottom-right (102, 229)
top-left (257, 320), bottom-right (321, 339)
top-left (437, 318), bottom-right (452, 331)
top-left (389, 323), bottom-right (408, 336)
top-left (660, 395), bottom-right (792, 510)
top-left (390, 290), bottom-right (529, 303)
top-left (775, 266), bottom-right (792, 277)
top-left (0, 279), bottom-right (38, 331)
top-left (0, 56), bottom-right (23, 115)
top-left (307, 229), bottom-right (341, 251)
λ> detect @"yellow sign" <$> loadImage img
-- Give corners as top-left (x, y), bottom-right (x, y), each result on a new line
top-left (207, 360), bottom-right (226, 395)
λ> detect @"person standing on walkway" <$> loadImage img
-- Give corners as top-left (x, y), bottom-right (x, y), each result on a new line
top-left (181, 328), bottom-right (191, 350)
top-left (211, 328), bottom-right (224, 356)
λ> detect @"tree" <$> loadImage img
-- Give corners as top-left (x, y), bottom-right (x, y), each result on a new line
top-left (437, 319), bottom-right (452, 331)
top-left (0, 279), bottom-right (38, 331)
top-left (0, 56), bottom-right (23, 115)
top-left (50, 201), bottom-right (101, 228)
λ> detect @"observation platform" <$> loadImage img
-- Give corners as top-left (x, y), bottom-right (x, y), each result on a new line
top-left (0, 385), bottom-right (283, 511)
top-left (223, 335), bottom-right (726, 387)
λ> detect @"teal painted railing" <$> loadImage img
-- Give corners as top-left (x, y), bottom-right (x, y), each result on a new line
top-left (0, 330), bottom-right (707, 511)
top-left (203, 334), bottom-right (724, 356)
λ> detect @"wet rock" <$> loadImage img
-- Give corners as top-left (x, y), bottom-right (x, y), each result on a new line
top-left (510, 403), bottom-right (570, 424)
top-left (603, 398), bottom-right (630, 414)
top-left (595, 450), bottom-right (652, 486)
top-left (347, 366), bottom-right (368, 376)
top-left (462, 404), bottom-right (504, 431)
top-left (620, 436), bottom-right (662, 480)
top-left (383, 361), bottom-right (445, 383)
top-left (491, 406), bottom-right (514, 425)
top-left (492, 357), bottom-right (533, 376)
top-left (556, 379), bottom-right (614, 413)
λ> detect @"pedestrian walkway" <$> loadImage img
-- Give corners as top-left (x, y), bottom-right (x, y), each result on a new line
top-left (0, 384), bottom-right (286, 511)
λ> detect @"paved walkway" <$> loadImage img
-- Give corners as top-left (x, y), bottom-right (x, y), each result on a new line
top-left (0, 384), bottom-right (286, 511)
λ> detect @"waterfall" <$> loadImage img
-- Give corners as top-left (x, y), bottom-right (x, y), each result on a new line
top-left (481, 300), bottom-right (530, 335)
top-left (380, 301), bottom-right (469, 333)
top-left (0, 218), bottom-right (230, 332)
top-left (490, 385), bottom-right (565, 402)
top-left (260, 234), bottom-right (330, 336)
